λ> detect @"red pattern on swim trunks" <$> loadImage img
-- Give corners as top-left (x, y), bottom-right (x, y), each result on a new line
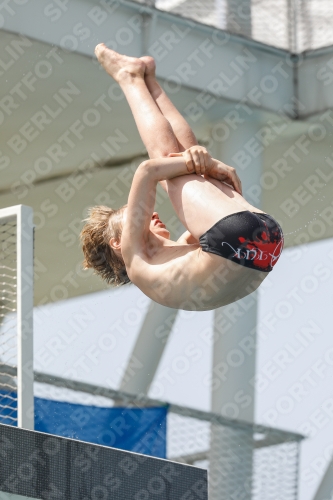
top-left (238, 224), bottom-right (284, 269)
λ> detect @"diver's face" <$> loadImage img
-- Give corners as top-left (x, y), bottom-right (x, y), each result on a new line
top-left (149, 212), bottom-right (170, 239)
top-left (122, 208), bottom-right (170, 239)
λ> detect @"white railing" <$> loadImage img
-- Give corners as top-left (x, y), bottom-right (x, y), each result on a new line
top-left (0, 205), bottom-right (34, 429)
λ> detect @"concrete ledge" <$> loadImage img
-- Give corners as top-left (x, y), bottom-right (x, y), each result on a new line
top-left (1, 0), bottom-right (296, 115)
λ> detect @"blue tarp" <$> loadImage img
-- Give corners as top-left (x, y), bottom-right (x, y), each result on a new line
top-left (0, 391), bottom-right (167, 458)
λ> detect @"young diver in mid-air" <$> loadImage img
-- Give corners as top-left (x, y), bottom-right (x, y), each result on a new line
top-left (81, 45), bottom-right (284, 311)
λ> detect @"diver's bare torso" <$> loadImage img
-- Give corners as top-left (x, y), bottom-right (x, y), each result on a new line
top-left (125, 169), bottom-right (269, 311)
top-left (129, 238), bottom-right (268, 311)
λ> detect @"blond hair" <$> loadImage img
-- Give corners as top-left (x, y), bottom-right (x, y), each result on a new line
top-left (80, 205), bottom-right (130, 286)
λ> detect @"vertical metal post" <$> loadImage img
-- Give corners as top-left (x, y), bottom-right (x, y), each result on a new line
top-left (294, 441), bottom-right (300, 500)
top-left (288, 0), bottom-right (298, 53)
top-left (17, 205), bottom-right (34, 429)
top-left (226, 0), bottom-right (252, 38)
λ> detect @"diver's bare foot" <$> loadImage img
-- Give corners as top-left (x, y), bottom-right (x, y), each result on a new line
top-left (140, 55), bottom-right (162, 98)
top-left (140, 56), bottom-right (156, 80)
top-left (95, 44), bottom-right (145, 82)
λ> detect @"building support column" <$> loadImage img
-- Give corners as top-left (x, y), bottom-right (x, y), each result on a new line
top-left (209, 296), bottom-right (258, 500)
top-left (208, 113), bottom-right (264, 500)
top-left (119, 301), bottom-right (178, 395)
top-left (313, 458), bottom-right (333, 500)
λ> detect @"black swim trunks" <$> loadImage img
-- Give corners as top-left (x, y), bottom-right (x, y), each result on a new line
top-left (199, 211), bottom-right (284, 272)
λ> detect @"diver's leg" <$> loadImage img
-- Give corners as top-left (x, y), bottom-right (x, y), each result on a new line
top-left (163, 174), bottom-right (264, 240)
top-left (203, 175), bottom-right (266, 214)
top-left (137, 57), bottom-right (260, 211)
top-left (94, 45), bottom-right (261, 237)
top-left (95, 44), bottom-right (179, 158)
top-left (140, 56), bottom-right (198, 151)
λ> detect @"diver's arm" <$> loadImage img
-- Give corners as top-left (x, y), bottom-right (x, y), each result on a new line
top-left (121, 157), bottom-right (192, 273)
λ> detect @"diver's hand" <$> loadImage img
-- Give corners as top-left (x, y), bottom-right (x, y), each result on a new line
top-left (167, 149), bottom-right (242, 194)
top-left (168, 146), bottom-right (212, 175)
top-left (206, 159), bottom-right (242, 195)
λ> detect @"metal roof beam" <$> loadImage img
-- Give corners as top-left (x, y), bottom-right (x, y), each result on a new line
top-left (2, 0), bottom-right (333, 118)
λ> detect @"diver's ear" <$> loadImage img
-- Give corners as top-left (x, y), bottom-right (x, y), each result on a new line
top-left (109, 237), bottom-right (121, 252)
